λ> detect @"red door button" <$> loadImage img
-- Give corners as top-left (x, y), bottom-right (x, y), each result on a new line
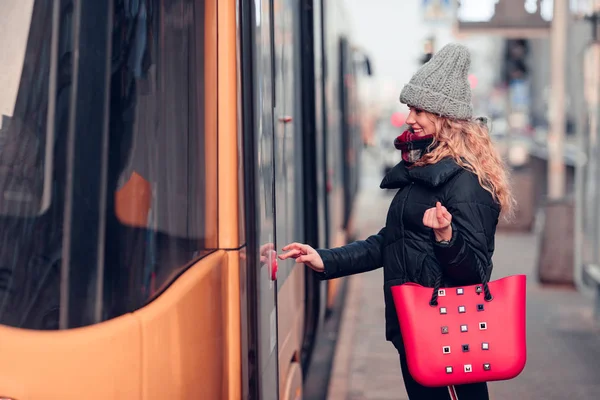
top-left (271, 256), bottom-right (278, 281)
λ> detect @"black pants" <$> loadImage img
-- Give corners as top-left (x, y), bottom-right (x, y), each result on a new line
top-left (399, 354), bottom-right (489, 399)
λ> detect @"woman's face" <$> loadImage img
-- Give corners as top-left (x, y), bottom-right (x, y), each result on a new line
top-left (406, 106), bottom-right (437, 137)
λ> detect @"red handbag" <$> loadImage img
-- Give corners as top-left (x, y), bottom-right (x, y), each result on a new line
top-left (390, 269), bottom-right (527, 387)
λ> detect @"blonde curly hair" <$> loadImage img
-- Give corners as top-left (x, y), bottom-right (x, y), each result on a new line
top-left (413, 115), bottom-right (516, 220)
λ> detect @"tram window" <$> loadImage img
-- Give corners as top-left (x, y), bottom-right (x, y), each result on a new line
top-left (0, 0), bottom-right (72, 330)
top-left (0, 0), bottom-right (54, 216)
top-left (103, 0), bottom-right (218, 319)
top-left (0, 0), bottom-right (217, 330)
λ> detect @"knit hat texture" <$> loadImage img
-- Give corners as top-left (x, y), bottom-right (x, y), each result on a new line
top-left (400, 43), bottom-right (473, 120)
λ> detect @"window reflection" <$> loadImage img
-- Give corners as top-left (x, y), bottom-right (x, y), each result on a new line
top-left (0, 0), bottom-right (217, 329)
top-left (104, 0), bottom-right (218, 319)
top-left (0, 0), bottom-right (71, 330)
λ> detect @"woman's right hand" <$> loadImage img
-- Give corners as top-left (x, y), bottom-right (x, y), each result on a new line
top-left (278, 242), bottom-right (325, 273)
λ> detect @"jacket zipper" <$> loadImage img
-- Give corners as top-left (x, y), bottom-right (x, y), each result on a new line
top-left (399, 182), bottom-right (414, 280)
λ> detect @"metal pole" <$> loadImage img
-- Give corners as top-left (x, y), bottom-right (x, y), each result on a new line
top-left (547, 0), bottom-right (569, 200)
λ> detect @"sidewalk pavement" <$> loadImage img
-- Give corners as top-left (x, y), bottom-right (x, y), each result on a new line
top-left (326, 158), bottom-right (600, 400)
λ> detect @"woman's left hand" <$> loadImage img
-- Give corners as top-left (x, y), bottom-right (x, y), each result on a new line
top-left (423, 201), bottom-right (453, 241)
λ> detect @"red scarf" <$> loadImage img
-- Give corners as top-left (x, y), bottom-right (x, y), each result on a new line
top-left (394, 129), bottom-right (435, 163)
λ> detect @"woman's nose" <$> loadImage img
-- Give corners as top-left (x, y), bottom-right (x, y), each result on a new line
top-left (405, 110), bottom-right (416, 125)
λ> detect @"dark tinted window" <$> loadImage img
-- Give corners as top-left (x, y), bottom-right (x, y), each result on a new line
top-left (0, 0), bottom-right (72, 330)
top-left (0, 0), bottom-right (217, 330)
top-left (104, 0), bottom-right (217, 320)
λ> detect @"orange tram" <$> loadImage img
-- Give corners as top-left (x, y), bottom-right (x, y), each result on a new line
top-left (0, 0), bottom-right (372, 398)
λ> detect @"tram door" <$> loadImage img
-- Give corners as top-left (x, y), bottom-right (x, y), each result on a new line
top-left (247, 0), bottom-right (303, 397)
top-left (273, 0), bottom-right (304, 396)
top-left (249, 0), bottom-right (280, 399)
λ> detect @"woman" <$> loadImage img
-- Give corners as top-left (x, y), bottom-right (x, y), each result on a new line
top-left (279, 43), bottom-right (514, 399)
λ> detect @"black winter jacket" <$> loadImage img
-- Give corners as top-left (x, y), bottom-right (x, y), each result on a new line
top-left (316, 158), bottom-right (500, 351)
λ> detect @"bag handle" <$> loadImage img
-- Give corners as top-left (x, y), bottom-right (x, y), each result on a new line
top-left (429, 257), bottom-right (493, 306)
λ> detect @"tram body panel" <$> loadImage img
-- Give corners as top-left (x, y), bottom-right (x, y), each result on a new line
top-left (0, 316), bottom-right (142, 400)
top-left (277, 259), bottom-right (306, 398)
top-left (321, 0), bottom-right (359, 310)
top-left (298, 0), bottom-right (330, 367)
top-left (204, 0), bottom-right (220, 250)
top-left (0, 250), bottom-right (243, 400)
top-left (216, 4), bottom-right (243, 397)
top-left (138, 250), bottom-right (240, 400)
top-left (218, 0), bottom-right (241, 249)
top-left (323, 0), bottom-right (345, 252)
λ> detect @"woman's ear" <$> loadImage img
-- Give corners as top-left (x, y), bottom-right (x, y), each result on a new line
top-left (475, 116), bottom-right (491, 131)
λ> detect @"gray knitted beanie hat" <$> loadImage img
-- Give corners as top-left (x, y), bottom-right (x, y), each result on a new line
top-left (399, 43), bottom-right (473, 120)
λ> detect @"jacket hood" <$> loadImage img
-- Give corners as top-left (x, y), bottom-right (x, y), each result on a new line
top-left (380, 158), bottom-right (464, 189)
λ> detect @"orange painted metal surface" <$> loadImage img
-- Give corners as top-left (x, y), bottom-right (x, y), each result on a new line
top-left (204, 0), bottom-right (219, 249)
top-left (0, 250), bottom-right (238, 400)
top-left (217, 0), bottom-right (240, 249)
